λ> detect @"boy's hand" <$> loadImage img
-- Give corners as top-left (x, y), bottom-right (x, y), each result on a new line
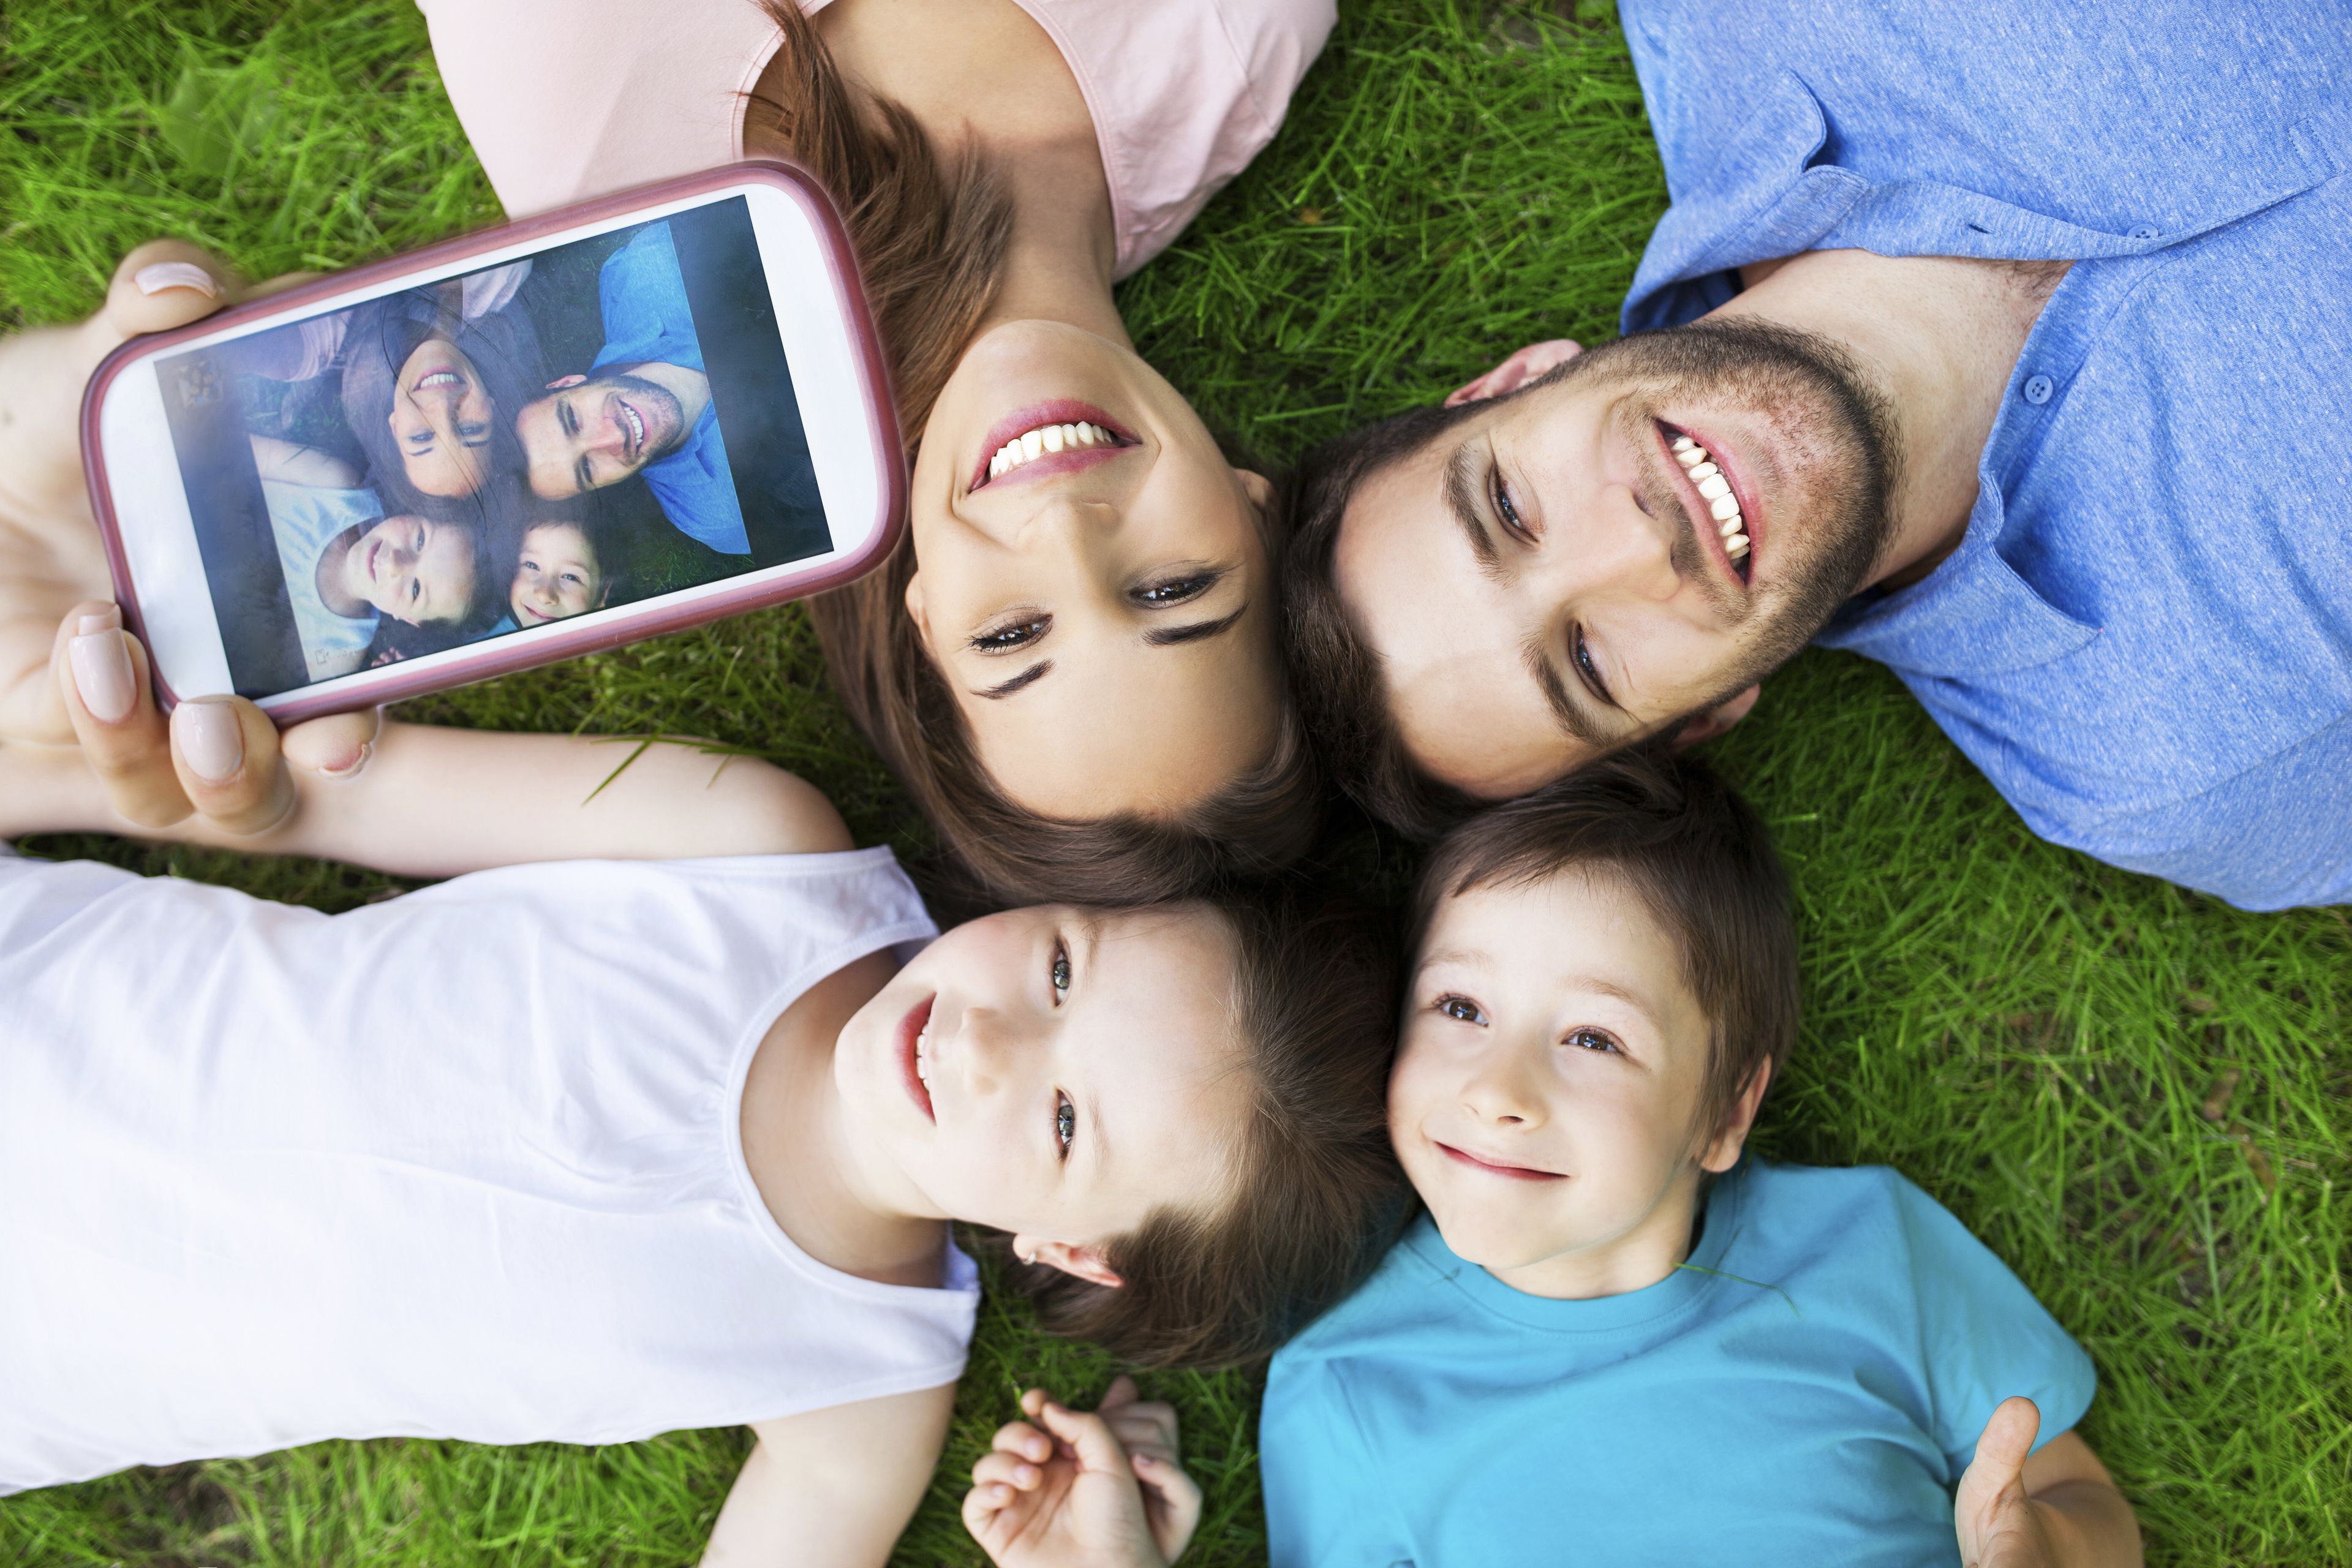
top-left (1956, 1397), bottom-right (2060, 1568)
top-left (960, 1376), bottom-right (1203, 1568)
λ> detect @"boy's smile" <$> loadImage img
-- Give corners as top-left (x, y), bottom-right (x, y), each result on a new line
top-left (1389, 869), bottom-right (1752, 1302)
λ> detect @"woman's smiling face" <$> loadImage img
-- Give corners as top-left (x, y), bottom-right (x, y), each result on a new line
top-left (390, 337), bottom-right (496, 498)
top-left (904, 321), bottom-right (1282, 821)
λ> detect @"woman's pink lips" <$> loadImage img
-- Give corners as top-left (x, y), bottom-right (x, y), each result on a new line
top-left (1436, 1141), bottom-right (1564, 1181)
top-left (969, 398), bottom-right (1137, 491)
top-left (1660, 421), bottom-right (1759, 592)
top-left (897, 995), bottom-right (937, 1123)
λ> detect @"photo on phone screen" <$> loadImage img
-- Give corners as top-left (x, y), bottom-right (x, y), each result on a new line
top-left (151, 198), bottom-right (831, 695)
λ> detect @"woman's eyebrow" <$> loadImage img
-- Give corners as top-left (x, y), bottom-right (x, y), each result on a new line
top-left (1142, 605), bottom-right (1247, 647)
top-left (973, 660), bottom-right (1052, 699)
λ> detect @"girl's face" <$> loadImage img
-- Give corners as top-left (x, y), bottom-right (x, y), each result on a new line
top-left (905, 322), bottom-right (1283, 821)
top-left (834, 903), bottom-right (1249, 1256)
top-left (510, 521), bottom-right (608, 626)
top-left (390, 337), bottom-right (495, 498)
top-left (341, 514), bottom-right (478, 626)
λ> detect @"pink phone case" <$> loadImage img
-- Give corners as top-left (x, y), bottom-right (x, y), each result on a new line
top-left (79, 160), bottom-right (905, 725)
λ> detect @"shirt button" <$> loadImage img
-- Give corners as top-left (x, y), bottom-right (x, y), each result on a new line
top-left (2022, 374), bottom-right (2055, 405)
top-left (2129, 224), bottom-right (2160, 240)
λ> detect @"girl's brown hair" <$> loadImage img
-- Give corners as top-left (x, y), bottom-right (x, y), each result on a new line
top-left (974, 885), bottom-right (1411, 1370)
top-left (753, 4), bottom-right (1323, 907)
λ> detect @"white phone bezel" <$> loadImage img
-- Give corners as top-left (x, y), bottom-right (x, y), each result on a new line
top-left (97, 179), bottom-right (886, 712)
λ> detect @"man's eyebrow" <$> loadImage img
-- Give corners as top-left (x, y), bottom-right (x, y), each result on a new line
top-left (973, 660), bottom-right (1052, 699)
top-left (1523, 633), bottom-right (1610, 748)
top-left (1142, 605), bottom-right (1248, 647)
top-left (1444, 442), bottom-right (1502, 579)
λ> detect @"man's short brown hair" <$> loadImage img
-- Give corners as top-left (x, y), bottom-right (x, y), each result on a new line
top-left (1407, 748), bottom-right (1801, 1142)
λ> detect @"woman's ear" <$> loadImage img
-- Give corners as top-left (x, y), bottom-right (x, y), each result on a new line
top-left (1013, 1236), bottom-right (1124, 1289)
top-left (1699, 1060), bottom-right (1773, 1174)
top-left (902, 570), bottom-right (930, 639)
top-left (1443, 339), bottom-right (1584, 407)
top-left (1674, 685), bottom-right (1760, 749)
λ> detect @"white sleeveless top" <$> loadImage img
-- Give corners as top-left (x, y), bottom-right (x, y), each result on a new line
top-left (417, 0), bottom-right (1335, 279)
top-left (0, 846), bottom-right (973, 1495)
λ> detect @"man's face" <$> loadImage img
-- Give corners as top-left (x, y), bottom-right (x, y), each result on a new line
top-left (1335, 322), bottom-right (1894, 797)
top-left (514, 368), bottom-right (688, 499)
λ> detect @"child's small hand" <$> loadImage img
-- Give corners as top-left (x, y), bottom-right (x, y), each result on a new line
top-left (960, 1376), bottom-right (1203, 1568)
top-left (1955, 1397), bottom-right (2060, 1568)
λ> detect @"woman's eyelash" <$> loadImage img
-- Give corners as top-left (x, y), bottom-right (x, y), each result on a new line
top-left (1435, 993), bottom-right (1487, 1025)
top-left (1054, 1090), bottom-right (1076, 1159)
top-left (970, 614), bottom-right (1049, 653)
top-left (1134, 570), bottom-right (1220, 606)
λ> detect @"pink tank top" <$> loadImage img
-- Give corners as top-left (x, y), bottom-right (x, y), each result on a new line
top-left (417, 0), bottom-right (1334, 279)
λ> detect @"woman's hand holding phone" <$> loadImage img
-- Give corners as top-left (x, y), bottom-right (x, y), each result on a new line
top-left (0, 241), bottom-right (377, 839)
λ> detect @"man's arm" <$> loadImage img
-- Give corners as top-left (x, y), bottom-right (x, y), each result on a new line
top-left (701, 1384), bottom-right (956, 1568)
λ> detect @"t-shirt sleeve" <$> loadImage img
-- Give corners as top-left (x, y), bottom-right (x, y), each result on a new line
top-left (1260, 1354), bottom-right (1415, 1568)
top-left (1890, 1176), bottom-right (2098, 1475)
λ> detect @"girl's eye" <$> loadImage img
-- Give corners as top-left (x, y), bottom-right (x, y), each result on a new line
top-left (1564, 1027), bottom-right (1623, 1054)
top-left (1054, 1091), bottom-right (1076, 1159)
top-left (1436, 994), bottom-right (1487, 1025)
top-left (971, 614), bottom-right (1049, 653)
top-left (1134, 573), bottom-right (1215, 606)
top-left (1050, 941), bottom-right (1071, 1001)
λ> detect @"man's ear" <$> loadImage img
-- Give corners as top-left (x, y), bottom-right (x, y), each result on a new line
top-left (1699, 1060), bottom-right (1773, 1174)
top-left (901, 570), bottom-right (930, 639)
top-left (547, 374), bottom-right (587, 391)
top-left (1444, 339), bottom-right (1583, 407)
top-left (1675, 685), bottom-right (1760, 749)
top-left (1013, 1236), bottom-right (1124, 1289)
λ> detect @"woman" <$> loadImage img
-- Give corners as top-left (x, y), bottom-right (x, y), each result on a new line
top-left (420, 0), bottom-right (1335, 901)
top-left (337, 275), bottom-right (549, 510)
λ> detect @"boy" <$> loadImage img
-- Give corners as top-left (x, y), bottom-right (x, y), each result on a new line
top-left (960, 753), bottom-right (2141, 1568)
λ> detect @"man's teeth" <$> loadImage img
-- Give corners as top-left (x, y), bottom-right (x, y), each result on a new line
top-left (986, 421), bottom-right (1117, 481)
top-left (622, 402), bottom-right (645, 450)
top-left (1672, 434), bottom-right (1749, 561)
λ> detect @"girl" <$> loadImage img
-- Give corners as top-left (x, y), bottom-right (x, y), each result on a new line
top-left (0, 736), bottom-right (1406, 1564)
top-left (418, 0), bottom-right (1336, 901)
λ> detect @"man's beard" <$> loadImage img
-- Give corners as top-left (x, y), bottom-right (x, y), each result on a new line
top-left (1541, 316), bottom-right (1902, 700)
top-left (599, 371), bottom-right (689, 467)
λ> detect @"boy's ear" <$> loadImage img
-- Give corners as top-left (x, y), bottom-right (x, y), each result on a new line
top-left (1674, 685), bottom-right (1760, 750)
top-left (1698, 1059), bottom-right (1773, 1174)
top-left (1444, 339), bottom-right (1583, 407)
top-left (1013, 1236), bottom-right (1124, 1289)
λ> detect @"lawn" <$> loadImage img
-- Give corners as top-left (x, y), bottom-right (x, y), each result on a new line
top-left (4, 1), bottom-right (2347, 1563)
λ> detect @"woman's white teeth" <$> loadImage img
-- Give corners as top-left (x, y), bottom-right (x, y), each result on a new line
top-left (416, 371), bottom-right (460, 390)
top-left (987, 421), bottom-right (1116, 480)
top-left (1672, 434), bottom-right (1749, 562)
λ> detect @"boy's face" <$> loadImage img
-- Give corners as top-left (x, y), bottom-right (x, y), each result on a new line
top-left (1389, 870), bottom-right (1752, 1299)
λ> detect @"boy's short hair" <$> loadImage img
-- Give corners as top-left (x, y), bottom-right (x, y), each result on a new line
top-left (1408, 748), bottom-right (1800, 1143)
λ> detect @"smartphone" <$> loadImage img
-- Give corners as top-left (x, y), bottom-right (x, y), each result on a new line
top-left (81, 162), bottom-right (902, 723)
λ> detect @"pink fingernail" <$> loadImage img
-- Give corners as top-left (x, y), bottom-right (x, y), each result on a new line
top-left (69, 631), bottom-right (136, 723)
top-left (78, 606), bottom-right (122, 636)
top-left (317, 741), bottom-right (373, 780)
top-left (134, 262), bottom-right (218, 298)
top-left (175, 699), bottom-right (243, 783)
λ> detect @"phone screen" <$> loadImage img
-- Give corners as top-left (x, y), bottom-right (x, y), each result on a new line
top-left (148, 197), bottom-right (831, 696)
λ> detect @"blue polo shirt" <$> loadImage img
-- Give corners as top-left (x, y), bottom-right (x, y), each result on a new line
top-left (592, 222), bottom-right (750, 557)
top-left (1618, 0), bottom-right (2352, 909)
top-left (1260, 1160), bottom-right (2095, 1568)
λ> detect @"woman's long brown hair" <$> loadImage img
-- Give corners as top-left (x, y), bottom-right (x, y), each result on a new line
top-left (753, 4), bottom-right (1322, 908)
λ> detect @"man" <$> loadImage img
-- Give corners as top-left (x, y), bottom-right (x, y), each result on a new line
top-left (513, 221), bottom-right (750, 556)
top-left (1283, 0), bottom-right (2352, 910)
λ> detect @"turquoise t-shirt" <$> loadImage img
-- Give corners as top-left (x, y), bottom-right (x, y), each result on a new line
top-left (1261, 1159), bottom-right (2096, 1567)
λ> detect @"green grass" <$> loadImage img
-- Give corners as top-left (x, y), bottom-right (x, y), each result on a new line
top-left (4, 1), bottom-right (2348, 1562)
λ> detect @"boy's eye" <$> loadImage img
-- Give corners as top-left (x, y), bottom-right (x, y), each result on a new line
top-left (1050, 941), bottom-right (1071, 1001)
top-left (1564, 1027), bottom-right (1623, 1054)
top-left (1436, 994), bottom-right (1487, 1025)
top-left (1054, 1091), bottom-right (1076, 1159)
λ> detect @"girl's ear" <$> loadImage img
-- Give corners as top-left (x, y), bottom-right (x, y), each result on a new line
top-left (1013, 1236), bottom-right (1124, 1289)
top-left (1698, 1060), bottom-right (1773, 1174)
top-left (1443, 339), bottom-right (1583, 407)
top-left (901, 569), bottom-right (930, 639)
